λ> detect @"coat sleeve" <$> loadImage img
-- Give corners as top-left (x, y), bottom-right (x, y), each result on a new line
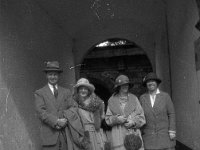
top-left (34, 90), bottom-right (58, 128)
top-left (65, 89), bottom-right (75, 108)
top-left (166, 94), bottom-right (176, 132)
top-left (128, 97), bottom-right (146, 128)
top-left (100, 99), bottom-right (105, 120)
top-left (105, 106), bottom-right (121, 126)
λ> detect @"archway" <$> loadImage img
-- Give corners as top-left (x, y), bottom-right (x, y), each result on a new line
top-left (79, 38), bottom-right (153, 101)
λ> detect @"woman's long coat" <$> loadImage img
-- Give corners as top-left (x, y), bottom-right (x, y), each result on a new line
top-left (139, 90), bottom-right (176, 149)
top-left (105, 93), bottom-right (146, 150)
top-left (74, 94), bottom-right (106, 150)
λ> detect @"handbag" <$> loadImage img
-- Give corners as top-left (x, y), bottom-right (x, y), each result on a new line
top-left (124, 129), bottom-right (142, 150)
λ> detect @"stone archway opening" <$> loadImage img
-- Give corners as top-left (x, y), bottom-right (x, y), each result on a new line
top-left (79, 38), bottom-right (152, 130)
top-left (80, 38), bottom-right (153, 100)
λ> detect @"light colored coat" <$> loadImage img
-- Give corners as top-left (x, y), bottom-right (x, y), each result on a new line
top-left (74, 94), bottom-right (105, 150)
top-left (140, 90), bottom-right (176, 149)
top-left (105, 93), bottom-right (146, 150)
top-left (34, 85), bottom-right (73, 146)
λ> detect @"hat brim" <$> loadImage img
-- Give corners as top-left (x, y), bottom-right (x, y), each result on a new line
top-left (44, 69), bottom-right (63, 73)
top-left (143, 78), bottom-right (161, 86)
top-left (113, 82), bottom-right (134, 89)
top-left (74, 83), bottom-right (95, 92)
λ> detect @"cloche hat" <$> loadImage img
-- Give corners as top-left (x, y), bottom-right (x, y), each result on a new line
top-left (74, 78), bottom-right (95, 92)
top-left (143, 72), bottom-right (161, 86)
top-left (114, 75), bottom-right (133, 89)
top-left (44, 61), bottom-right (63, 73)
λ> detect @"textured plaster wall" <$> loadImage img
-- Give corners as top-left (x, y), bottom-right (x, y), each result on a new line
top-left (167, 0), bottom-right (200, 149)
top-left (154, 5), bottom-right (171, 94)
top-left (0, 0), bottom-right (74, 149)
top-left (73, 3), bottom-right (166, 76)
top-left (73, 1), bottom-right (171, 94)
top-left (73, 20), bottom-right (156, 67)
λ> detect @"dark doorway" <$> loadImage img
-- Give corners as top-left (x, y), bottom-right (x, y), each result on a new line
top-left (79, 38), bottom-right (152, 131)
top-left (79, 38), bottom-right (153, 101)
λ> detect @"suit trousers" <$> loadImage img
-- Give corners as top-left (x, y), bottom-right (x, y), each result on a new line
top-left (42, 131), bottom-right (67, 150)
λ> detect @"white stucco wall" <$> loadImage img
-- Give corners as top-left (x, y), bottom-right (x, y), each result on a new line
top-left (0, 0), bottom-right (74, 149)
top-left (167, 0), bottom-right (200, 149)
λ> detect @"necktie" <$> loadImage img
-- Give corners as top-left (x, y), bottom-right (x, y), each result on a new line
top-left (53, 85), bottom-right (58, 98)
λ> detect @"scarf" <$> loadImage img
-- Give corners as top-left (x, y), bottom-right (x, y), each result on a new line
top-left (74, 93), bottom-right (104, 131)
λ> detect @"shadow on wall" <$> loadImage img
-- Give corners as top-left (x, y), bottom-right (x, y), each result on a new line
top-left (0, 74), bottom-right (42, 150)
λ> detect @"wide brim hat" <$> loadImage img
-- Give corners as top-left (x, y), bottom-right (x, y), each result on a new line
top-left (143, 72), bottom-right (161, 86)
top-left (43, 61), bottom-right (63, 73)
top-left (114, 75), bottom-right (133, 89)
top-left (74, 78), bottom-right (95, 93)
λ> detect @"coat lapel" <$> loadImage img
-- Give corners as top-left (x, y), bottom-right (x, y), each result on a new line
top-left (124, 94), bottom-right (136, 116)
top-left (145, 94), bottom-right (152, 109)
top-left (44, 85), bottom-right (56, 105)
top-left (153, 93), bottom-right (161, 108)
top-left (108, 96), bottom-right (124, 115)
top-left (152, 92), bottom-right (163, 113)
top-left (144, 93), bottom-right (157, 117)
top-left (55, 86), bottom-right (65, 109)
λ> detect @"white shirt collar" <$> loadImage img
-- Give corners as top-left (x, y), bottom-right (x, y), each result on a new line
top-left (48, 83), bottom-right (58, 88)
top-left (149, 88), bottom-right (160, 107)
top-left (48, 83), bottom-right (58, 94)
top-left (156, 88), bottom-right (160, 94)
top-left (149, 88), bottom-right (160, 95)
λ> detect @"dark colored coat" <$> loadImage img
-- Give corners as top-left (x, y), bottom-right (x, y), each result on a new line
top-left (34, 85), bottom-right (73, 146)
top-left (139, 90), bottom-right (176, 149)
top-left (63, 107), bottom-right (91, 150)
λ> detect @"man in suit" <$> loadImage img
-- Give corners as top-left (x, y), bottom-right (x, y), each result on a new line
top-left (140, 72), bottom-right (176, 150)
top-left (34, 61), bottom-right (73, 150)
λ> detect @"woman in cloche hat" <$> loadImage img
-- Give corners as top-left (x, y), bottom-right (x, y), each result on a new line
top-left (73, 78), bottom-right (106, 150)
top-left (140, 72), bottom-right (176, 150)
top-left (105, 75), bottom-right (146, 150)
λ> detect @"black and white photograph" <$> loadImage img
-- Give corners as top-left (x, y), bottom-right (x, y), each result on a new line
top-left (0, 0), bottom-right (199, 150)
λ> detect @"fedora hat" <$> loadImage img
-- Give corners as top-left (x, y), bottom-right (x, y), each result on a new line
top-left (44, 61), bottom-right (63, 73)
top-left (143, 72), bottom-right (161, 86)
top-left (114, 75), bottom-right (133, 89)
top-left (74, 78), bottom-right (95, 93)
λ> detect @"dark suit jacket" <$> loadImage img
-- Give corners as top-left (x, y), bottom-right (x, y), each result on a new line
top-left (34, 84), bottom-right (73, 146)
top-left (140, 90), bottom-right (176, 149)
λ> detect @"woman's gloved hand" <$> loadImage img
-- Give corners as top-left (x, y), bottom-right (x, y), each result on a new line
top-left (117, 115), bottom-right (127, 124)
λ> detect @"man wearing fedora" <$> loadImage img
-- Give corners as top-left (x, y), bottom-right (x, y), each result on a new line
top-left (140, 72), bottom-right (176, 150)
top-left (34, 61), bottom-right (73, 150)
